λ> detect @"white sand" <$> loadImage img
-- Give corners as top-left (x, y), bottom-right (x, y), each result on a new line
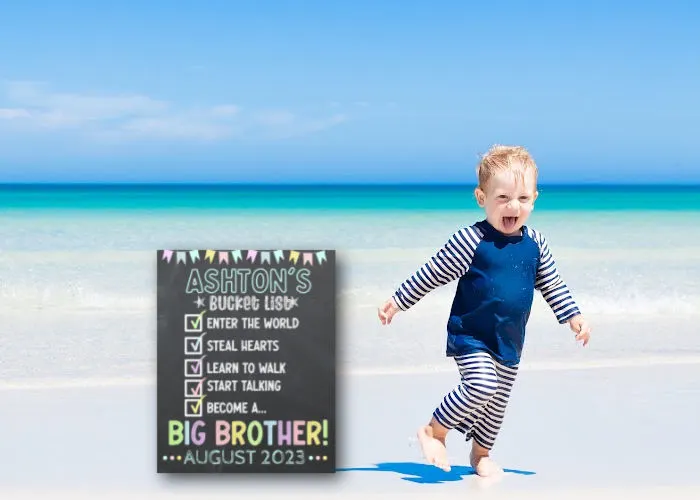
top-left (1, 359), bottom-right (699, 499)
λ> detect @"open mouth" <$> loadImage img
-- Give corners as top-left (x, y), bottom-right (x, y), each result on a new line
top-left (502, 216), bottom-right (518, 229)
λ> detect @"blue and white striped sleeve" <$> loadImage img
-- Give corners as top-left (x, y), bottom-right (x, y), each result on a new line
top-left (391, 225), bottom-right (482, 311)
top-left (531, 230), bottom-right (581, 323)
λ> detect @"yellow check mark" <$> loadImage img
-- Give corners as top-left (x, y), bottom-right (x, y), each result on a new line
top-left (190, 395), bottom-right (206, 414)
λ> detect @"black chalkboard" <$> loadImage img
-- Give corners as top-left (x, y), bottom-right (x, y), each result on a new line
top-left (156, 249), bottom-right (336, 473)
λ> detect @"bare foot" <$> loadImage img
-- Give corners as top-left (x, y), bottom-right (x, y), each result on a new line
top-left (470, 448), bottom-right (503, 477)
top-left (416, 425), bottom-right (451, 472)
top-left (470, 471), bottom-right (504, 490)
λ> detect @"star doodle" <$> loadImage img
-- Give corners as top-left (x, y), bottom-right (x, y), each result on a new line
top-left (194, 296), bottom-right (206, 308)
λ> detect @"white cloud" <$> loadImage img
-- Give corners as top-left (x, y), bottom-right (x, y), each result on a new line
top-left (293, 113), bottom-right (347, 136)
top-left (0, 81), bottom-right (349, 143)
top-left (249, 109), bottom-right (347, 140)
top-left (4, 81), bottom-right (167, 127)
top-left (0, 108), bottom-right (31, 119)
top-left (117, 117), bottom-right (232, 141)
top-left (255, 110), bottom-right (296, 126)
top-left (326, 100), bottom-right (399, 110)
top-left (209, 104), bottom-right (240, 117)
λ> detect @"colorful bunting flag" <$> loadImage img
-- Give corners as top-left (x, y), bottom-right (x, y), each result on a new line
top-left (289, 250), bottom-right (300, 264)
top-left (218, 251), bottom-right (229, 264)
top-left (160, 249), bottom-right (329, 265)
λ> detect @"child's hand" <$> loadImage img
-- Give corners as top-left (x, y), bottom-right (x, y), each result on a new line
top-left (378, 298), bottom-right (400, 325)
top-left (568, 314), bottom-right (591, 346)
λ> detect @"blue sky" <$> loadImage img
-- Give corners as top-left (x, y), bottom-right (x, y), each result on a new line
top-left (0, 0), bottom-right (698, 184)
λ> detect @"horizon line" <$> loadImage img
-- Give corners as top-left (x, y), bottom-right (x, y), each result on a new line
top-left (1, 181), bottom-right (699, 188)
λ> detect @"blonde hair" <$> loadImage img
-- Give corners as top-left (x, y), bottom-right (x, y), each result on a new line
top-left (476, 144), bottom-right (538, 189)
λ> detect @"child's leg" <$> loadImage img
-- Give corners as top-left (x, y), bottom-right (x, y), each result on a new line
top-left (454, 407), bottom-right (482, 439)
top-left (468, 360), bottom-right (519, 477)
top-left (434, 352), bottom-right (500, 428)
top-left (417, 352), bottom-right (499, 472)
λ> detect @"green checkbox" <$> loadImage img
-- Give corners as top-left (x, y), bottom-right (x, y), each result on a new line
top-left (184, 310), bottom-right (207, 332)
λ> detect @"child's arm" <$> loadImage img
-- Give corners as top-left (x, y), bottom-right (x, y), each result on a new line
top-left (533, 231), bottom-right (580, 322)
top-left (378, 226), bottom-right (480, 324)
top-left (532, 230), bottom-right (591, 345)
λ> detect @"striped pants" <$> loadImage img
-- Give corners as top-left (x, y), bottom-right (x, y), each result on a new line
top-left (433, 351), bottom-right (519, 450)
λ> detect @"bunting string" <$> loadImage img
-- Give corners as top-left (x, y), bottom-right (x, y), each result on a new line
top-left (159, 250), bottom-right (329, 266)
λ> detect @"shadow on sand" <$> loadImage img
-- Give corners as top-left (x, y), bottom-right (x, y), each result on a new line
top-left (337, 462), bottom-right (535, 484)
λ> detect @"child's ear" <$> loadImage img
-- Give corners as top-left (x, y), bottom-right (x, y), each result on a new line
top-left (474, 187), bottom-right (485, 207)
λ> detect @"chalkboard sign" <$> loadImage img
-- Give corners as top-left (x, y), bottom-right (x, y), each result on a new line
top-left (156, 249), bottom-right (336, 473)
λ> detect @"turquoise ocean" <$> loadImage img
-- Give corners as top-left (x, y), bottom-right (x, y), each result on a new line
top-left (1, 184), bottom-right (699, 385)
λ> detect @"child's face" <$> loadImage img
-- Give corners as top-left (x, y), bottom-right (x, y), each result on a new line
top-left (474, 167), bottom-right (538, 236)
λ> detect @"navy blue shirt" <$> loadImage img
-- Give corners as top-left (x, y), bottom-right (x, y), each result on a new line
top-left (392, 219), bottom-right (580, 366)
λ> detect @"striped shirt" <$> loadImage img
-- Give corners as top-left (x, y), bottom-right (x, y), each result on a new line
top-left (392, 219), bottom-right (580, 365)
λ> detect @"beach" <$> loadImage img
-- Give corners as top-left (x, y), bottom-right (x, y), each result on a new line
top-left (2, 361), bottom-right (700, 499)
top-left (1, 185), bottom-right (699, 498)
